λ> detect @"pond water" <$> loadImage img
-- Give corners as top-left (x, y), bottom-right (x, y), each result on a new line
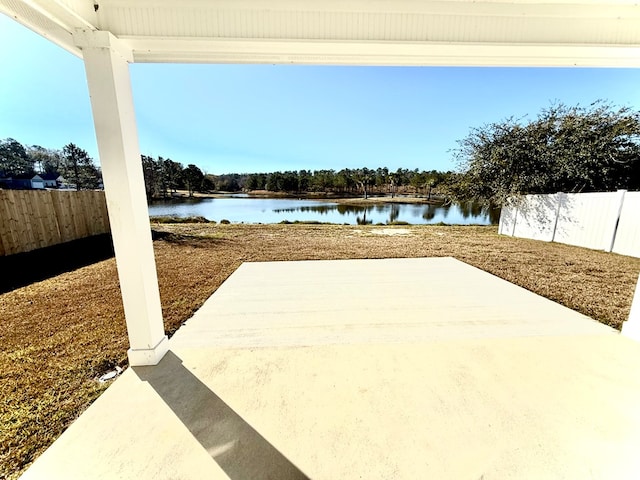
top-left (148, 196), bottom-right (499, 225)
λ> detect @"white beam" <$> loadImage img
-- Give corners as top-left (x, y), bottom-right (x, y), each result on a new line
top-left (125, 38), bottom-right (640, 67)
top-left (622, 274), bottom-right (640, 342)
top-left (74, 29), bottom-right (168, 366)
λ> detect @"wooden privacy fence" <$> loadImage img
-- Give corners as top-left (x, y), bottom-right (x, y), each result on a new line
top-left (0, 190), bottom-right (110, 256)
top-left (499, 190), bottom-right (640, 258)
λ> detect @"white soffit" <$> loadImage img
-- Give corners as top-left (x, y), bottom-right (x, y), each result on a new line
top-left (1, 0), bottom-right (640, 66)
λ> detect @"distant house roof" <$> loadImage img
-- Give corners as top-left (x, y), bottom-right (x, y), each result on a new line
top-left (13, 173), bottom-right (35, 180)
top-left (41, 172), bottom-right (61, 181)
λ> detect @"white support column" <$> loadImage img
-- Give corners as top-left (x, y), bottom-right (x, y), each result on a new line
top-left (74, 30), bottom-right (168, 366)
top-left (622, 274), bottom-right (640, 341)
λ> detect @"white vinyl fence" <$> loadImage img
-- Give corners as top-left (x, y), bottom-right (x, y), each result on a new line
top-left (499, 190), bottom-right (640, 258)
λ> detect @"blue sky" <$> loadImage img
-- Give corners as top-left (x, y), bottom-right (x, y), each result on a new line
top-left (2, 14), bottom-right (640, 175)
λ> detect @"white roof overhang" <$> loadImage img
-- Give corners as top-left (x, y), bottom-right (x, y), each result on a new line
top-left (2, 0), bottom-right (640, 67)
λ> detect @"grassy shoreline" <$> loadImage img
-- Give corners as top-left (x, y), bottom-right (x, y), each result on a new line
top-left (2, 223), bottom-right (639, 478)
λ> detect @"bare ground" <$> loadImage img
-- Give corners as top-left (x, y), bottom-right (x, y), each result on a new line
top-left (1, 224), bottom-right (639, 479)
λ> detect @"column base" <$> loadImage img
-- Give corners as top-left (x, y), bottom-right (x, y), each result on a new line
top-left (127, 336), bottom-right (170, 366)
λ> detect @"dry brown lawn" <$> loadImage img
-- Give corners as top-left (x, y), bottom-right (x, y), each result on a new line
top-left (1, 223), bottom-right (639, 479)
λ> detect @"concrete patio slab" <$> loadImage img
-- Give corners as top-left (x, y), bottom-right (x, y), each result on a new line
top-left (20, 258), bottom-right (640, 479)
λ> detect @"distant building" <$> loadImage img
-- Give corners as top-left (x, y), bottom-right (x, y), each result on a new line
top-left (58, 182), bottom-right (76, 190)
top-left (31, 175), bottom-right (45, 189)
top-left (10, 174), bottom-right (34, 189)
top-left (40, 172), bottom-right (65, 188)
top-left (0, 172), bottom-right (70, 190)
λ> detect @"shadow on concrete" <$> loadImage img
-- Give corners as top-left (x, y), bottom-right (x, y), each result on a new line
top-left (0, 233), bottom-right (115, 294)
top-left (134, 351), bottom-right (310, 480)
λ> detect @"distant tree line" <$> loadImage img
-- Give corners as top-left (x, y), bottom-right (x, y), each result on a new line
top-left (0, 138), bottom-right (102, 190)
top-left (139, 154), bottom-right (454, 199)
top-left (447, 101), bottom-right (640, 205)
top-left (241, 168), bottom-right (452, 198)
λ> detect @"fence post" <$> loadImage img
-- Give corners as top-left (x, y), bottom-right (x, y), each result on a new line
top-left (550, 192), bottom-right (564, 243)
top-left (605, 189), bottom-right (626, 252)
top-left (511, 200), bottom-right (519, 236)
top-left (498, 203), bottom-right (507, 235)
top-left (621, 274), bottom-right (640, 341)
top-left (499, 198), bottom-right (517, 236)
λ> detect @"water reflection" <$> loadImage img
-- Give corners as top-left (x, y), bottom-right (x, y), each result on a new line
top-left (274, 204), bottom-right (404, 224)
top-left (389, 204), bottom-right (400, 223)
top-left (272, 201), bottom-right (495, 225)
top-left (356, 209), bottom-right (373, 225)
top-left (422, 204), bottom-right (436, 221)
top-left (148, 197), bottom-right (498, 225)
